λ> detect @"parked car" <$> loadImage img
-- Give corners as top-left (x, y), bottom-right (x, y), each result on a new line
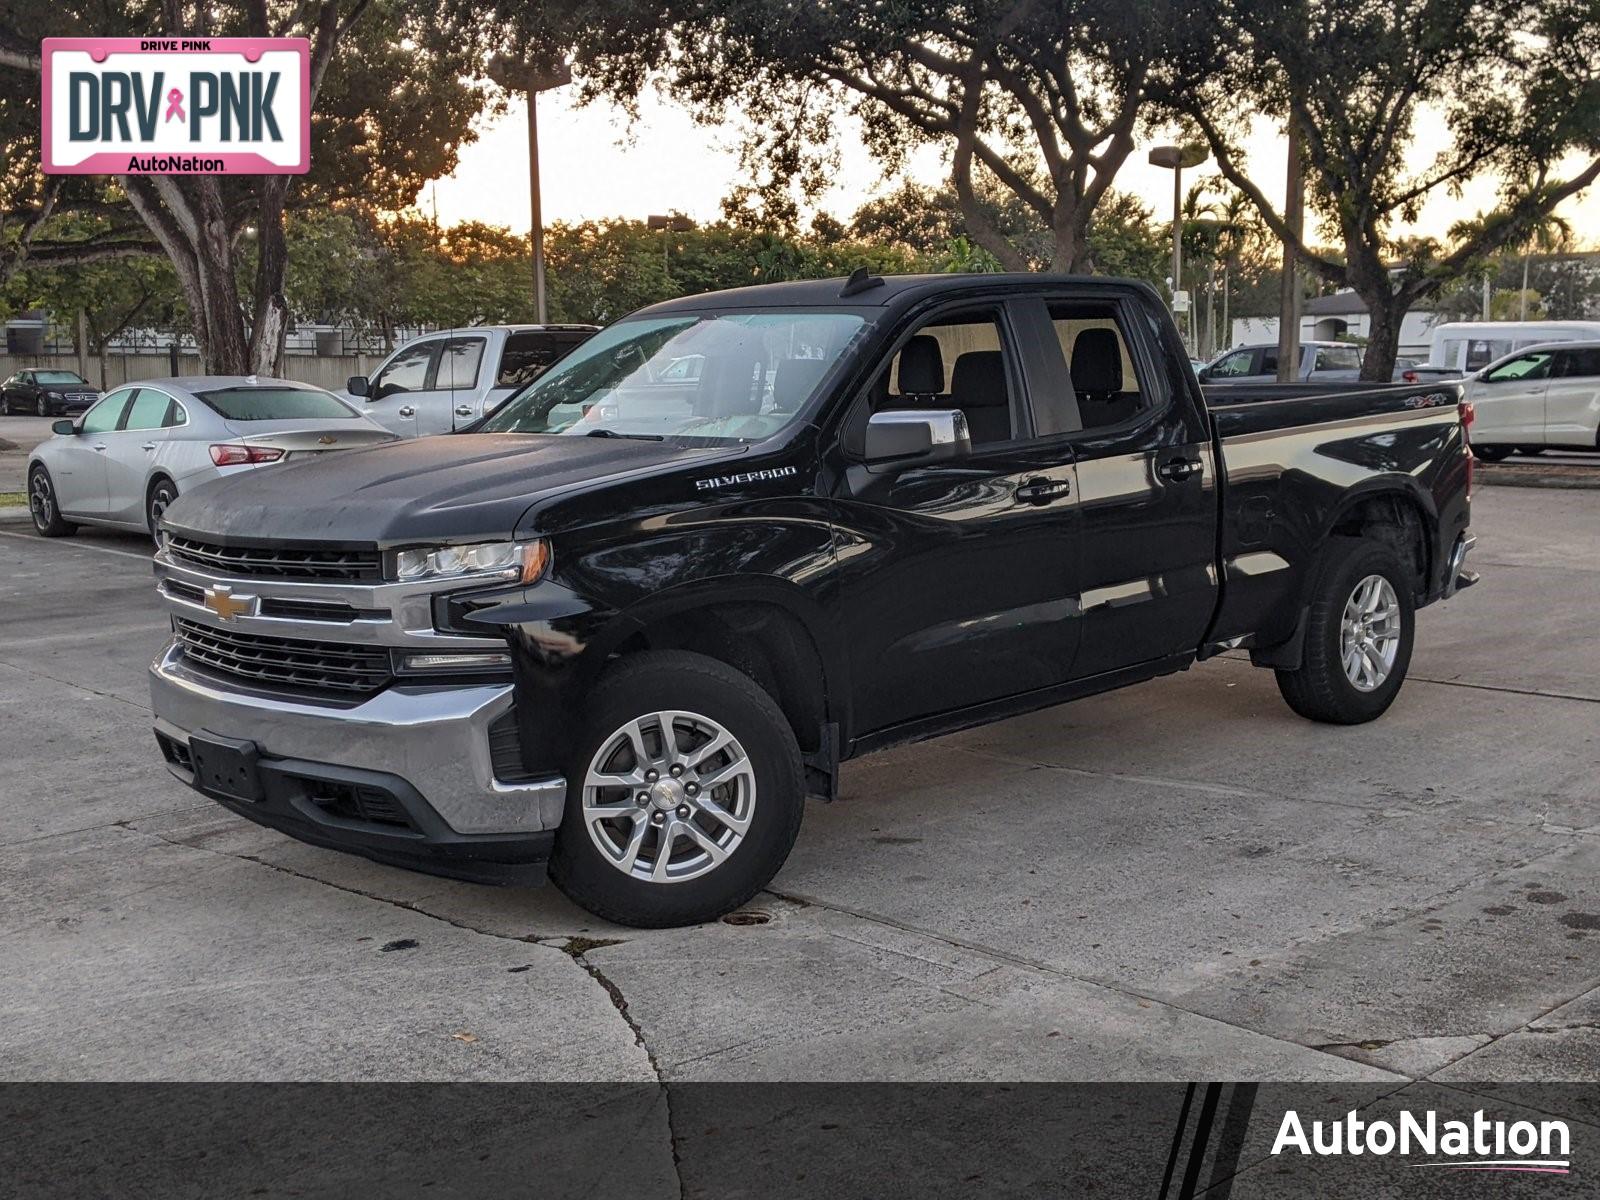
top-left (149, 273), bottom-right (1475, 928)
top-left (343, 324), bottom-right (600, 437)
top-left (27, 377), bottom-right (397, 543)
top-left (1461, 340), bottom-right (1600, 460)
top-left (1199, 340), bottom-right (1363, 383)
top-left (2, 368), bottom-right (100, 416)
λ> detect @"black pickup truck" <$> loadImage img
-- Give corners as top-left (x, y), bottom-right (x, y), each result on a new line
top-left (149, 273), bottom-right (1477, 927)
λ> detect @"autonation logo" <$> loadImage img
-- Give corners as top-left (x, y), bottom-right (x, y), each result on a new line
top-left (1272, 1108), bottom-right (1571, 1174)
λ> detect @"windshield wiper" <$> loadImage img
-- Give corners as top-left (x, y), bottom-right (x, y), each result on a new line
top-left (584, 429), bottom-right (665, 441)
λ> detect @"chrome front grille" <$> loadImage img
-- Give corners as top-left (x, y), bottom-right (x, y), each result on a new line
top-left (173, 617), bottom-right (393, 697)
top-left (167, 536), bottom-right (383, 582)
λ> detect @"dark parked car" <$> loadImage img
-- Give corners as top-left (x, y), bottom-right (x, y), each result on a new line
top-left (150, 273), bottom-right (1477, 928)
top-left (2, 369), bottom-right (100, 417)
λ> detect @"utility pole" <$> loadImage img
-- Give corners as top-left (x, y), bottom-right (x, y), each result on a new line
top-left (488, 55), bottom-right (572, 325)
top-left (1276, 117), bottom-right (1304, 384)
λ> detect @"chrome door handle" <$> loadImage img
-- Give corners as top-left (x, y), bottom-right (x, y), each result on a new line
top-left (1157, 457), bottom-right (1202, 482)
top-left (1014, 477), bottom-right (1072, 505)
top-left (397, 405), bottom-right (416, 418)
top-left (454, 405), bottom-right (474, 417)
top-left (142, 441), bottom-right (157, 451)
top-left (92, 443), bottom-right (108, 451)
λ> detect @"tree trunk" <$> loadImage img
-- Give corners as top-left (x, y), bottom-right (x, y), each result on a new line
top-left (249, 180), bottom-right (291, 375)
top-left (1358, 291), bottom-right (1403, 382)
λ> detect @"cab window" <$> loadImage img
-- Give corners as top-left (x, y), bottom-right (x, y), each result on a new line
top-left (1313, 346), bottom-right (1360, 371)
top-left (1047, 302), bottom-right (1150, 430)
top-left (82, 388), bottom-right (134, 434)
top-left (1208, 349), bottom-right (1256, 378)
top-left (877, 309), bottom-right (1014, 445)
top-left (1484, 352), bottom-right (1553, 382)
top-left (437, 337), bottom-right (486, 390)
top-left (371, 340), bottom-right (438, 398)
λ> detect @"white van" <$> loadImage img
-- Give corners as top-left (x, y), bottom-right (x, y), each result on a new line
top-left (1423, 320), bottom-right (1600, 376)
top-left (344, 324), bottom-right (599, 438)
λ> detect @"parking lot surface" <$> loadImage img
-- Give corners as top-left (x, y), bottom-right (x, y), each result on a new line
top-left (1, 484), bottom-right (1596, 1084)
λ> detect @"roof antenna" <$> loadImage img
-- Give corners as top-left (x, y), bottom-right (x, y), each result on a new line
top-left (839, 267), bottom-right (885, 298)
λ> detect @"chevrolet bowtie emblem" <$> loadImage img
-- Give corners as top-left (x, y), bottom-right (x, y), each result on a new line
top-left (317, 435), bottom-right (337, 445)
top-left (202, 584), bottom-right (257, 621)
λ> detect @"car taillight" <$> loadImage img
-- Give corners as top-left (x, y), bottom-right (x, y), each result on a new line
top-left (1460, 399), bottom-right (1475, 431)
top-left (209, 444), bottom-right (284, 466)
top-left (1402, 370), bottom-right (1418, 383)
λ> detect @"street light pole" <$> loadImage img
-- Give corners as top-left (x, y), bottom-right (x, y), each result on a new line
top-left (1149, 144), bottom-right (1209, 354)
top-left (526, 90), bottom-right (547, 324)
top-left (488, 55), bottom-right (572, 326)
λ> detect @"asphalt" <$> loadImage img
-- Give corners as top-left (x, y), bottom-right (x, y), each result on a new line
top-left (0, 487), bottom-right (1596, 1092)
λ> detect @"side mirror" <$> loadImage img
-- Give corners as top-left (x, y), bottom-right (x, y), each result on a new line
top-left (346, 375), bottom-right (370, 398)
top-left (1196, 366), bottom-right (1212, 382)
top-left (51, 419), bottom-right (76, 436)
top-left (864, 409), bottom-right (971, 466)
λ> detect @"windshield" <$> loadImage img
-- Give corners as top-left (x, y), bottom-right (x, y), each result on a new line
top-left (480, 311), bottom-right (867, 443)
top-left (36, 371), bottom-right (89, 385)
top-left (195, 386), bottom-right (357, 422)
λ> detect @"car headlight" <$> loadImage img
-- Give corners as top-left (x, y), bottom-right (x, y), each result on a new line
top-left (394, 539), bottom-right (549, 584)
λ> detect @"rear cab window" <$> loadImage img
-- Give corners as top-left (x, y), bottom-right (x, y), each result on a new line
top-left (1045, 301), bottom-right (1152, 431)
top-left (497, 331), bottom-right (594, 389)
top-left (194, 387), bottom-right (357, 422)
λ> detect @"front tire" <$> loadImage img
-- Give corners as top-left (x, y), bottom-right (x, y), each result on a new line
top-left (35, 395), bottom-right (50, 418)
top-left (1470, 444), bottom-right (1511, 462)
top-left (1276, 536), bottom-right (1414, 725)
top-left (28, 465), bottom-right (77, 538)
top-left (549, 649), bottom-right (806, 928)
top-left (147, 478), bottom-right (177, 544)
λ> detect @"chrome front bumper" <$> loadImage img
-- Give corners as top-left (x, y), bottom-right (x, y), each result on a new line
top-left (150, 643), bottom-right (566, 835)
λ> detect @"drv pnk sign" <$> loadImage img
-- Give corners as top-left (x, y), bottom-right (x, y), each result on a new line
top-left (42, 37), bottom-right (309, 175)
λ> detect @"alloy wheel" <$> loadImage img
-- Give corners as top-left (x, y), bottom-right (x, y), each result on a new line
top-left (29, 471), bottom-right (54, 532)
top-left (581, 709), bottom-right (757, 883)
top-left (36, 396), bottom-right (48, 417)
top-left (1340, 574), bottom-right (1401, 692)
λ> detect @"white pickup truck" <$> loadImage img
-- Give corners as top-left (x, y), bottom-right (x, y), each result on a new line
top-left (343, 324), bottom-right (598, 437)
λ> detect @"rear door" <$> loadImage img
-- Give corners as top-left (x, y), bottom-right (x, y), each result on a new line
top-left (438, 334), bottom-right (490, 430)
top-left (1040, 293), bottom-right (1219, 679)
top-left (102, 387), bottom-right (173, 523)
top-left (1544, 348), bottom-right (1600, 447)
top-left (53, 388), bottom-right (134, 516)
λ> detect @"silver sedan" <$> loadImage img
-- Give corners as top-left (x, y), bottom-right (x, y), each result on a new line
top-left (26, 376), bottom-right (397, 542)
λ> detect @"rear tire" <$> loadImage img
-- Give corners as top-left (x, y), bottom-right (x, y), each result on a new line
top-left (28, 465), bottom-right (77, 538)
top-left (1275, 536), bottom-right (1414, 725)
top-left (1470, 444), bottom-right (1511, 462)
top-left (549, 649), bottom-right (806, 928)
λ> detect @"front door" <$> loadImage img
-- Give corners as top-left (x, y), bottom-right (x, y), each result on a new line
top-left (362, 339), bottom-right (440, 437)
top-left (1041, 297), bottom-right (1219, 679)
top-left (1472, 350), bottom-right (1553, 445)
top-left (829, 303), bottom-right (1083, 734)
top-left (52, 388), bottom-right (134, 516)
top-left (438, 335), bottom-right (489, 430)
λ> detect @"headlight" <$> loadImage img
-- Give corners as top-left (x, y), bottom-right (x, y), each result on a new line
top-left (394, 539), bottom-right (549, 584)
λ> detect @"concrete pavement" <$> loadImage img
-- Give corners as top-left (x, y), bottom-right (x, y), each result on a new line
top-left (0, 486), bottom-right (1596, 1085)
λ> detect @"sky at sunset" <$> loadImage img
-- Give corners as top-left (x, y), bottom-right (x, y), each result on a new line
top-left (425, 84), bottom-right (1600, 254)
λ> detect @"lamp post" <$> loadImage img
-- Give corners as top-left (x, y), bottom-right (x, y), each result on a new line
top-left (488, 55), bottom-right (572, 324)
top-left (1148, 144), bottom-right (1210, 353)
top-left (648, 213), bottom-right (696, 278)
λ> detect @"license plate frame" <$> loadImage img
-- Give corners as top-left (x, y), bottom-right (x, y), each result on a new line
top-left (188, 733), bottom-right (264, 803)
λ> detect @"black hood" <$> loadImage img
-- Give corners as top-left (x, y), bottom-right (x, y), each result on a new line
top-left (164, 433), bottom-right (736, 545)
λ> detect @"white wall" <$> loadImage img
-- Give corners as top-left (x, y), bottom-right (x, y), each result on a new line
top-left (1226, 309), bottom-right (1441, 359)
top-left (0, 352), bottom-right (386, 393)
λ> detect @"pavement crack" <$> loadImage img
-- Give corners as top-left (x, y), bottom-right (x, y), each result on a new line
top-left (562, 940), bottom-right (685, 1199)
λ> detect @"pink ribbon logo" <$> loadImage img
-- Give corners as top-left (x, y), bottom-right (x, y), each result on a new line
top-left (164, 88), bottom-right (185, 123)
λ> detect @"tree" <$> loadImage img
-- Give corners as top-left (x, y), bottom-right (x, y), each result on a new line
top-left (1, 1), bottom-right (493, 373)
top-left (481, 0), bottom-right (1221, 272)
top-left (1184, 0), bottom-right (1600, 380)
